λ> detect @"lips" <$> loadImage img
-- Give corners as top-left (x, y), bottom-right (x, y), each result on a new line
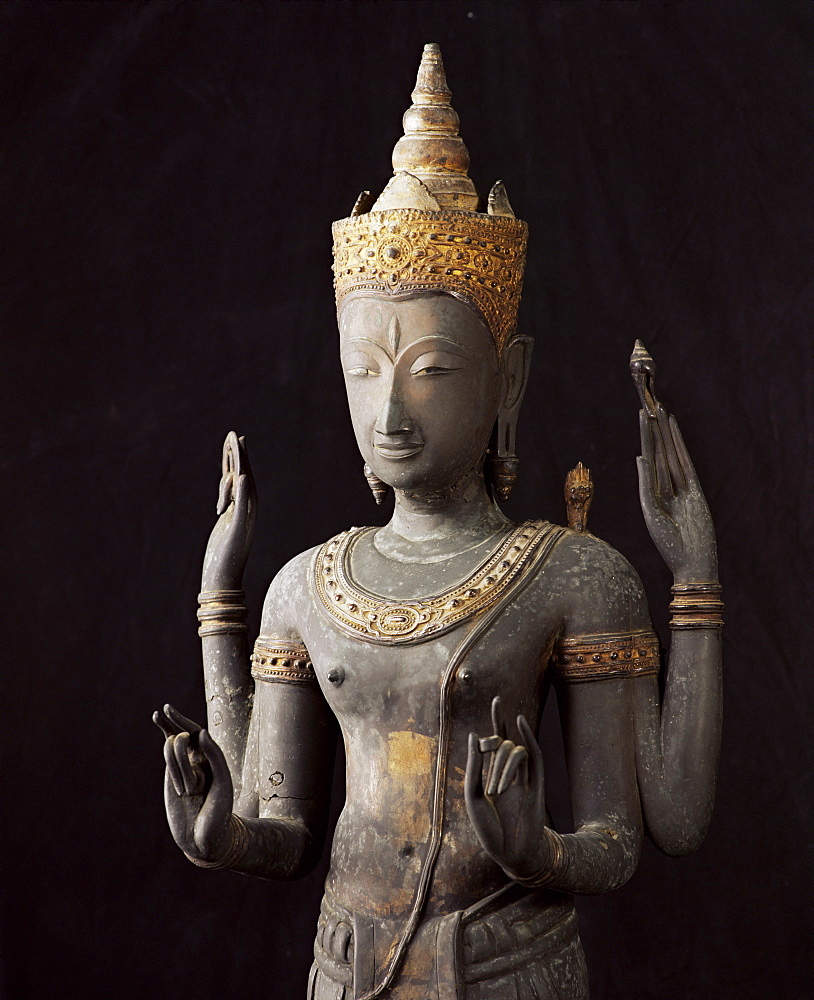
top-left (374, 439), bottom-right (424, 459)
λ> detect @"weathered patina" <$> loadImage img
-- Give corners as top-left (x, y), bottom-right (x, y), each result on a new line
top-left (155, 43), bottom-right (723, 999)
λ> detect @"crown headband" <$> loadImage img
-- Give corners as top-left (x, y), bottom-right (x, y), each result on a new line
top-left (332, 43), bottom-right (527, 354)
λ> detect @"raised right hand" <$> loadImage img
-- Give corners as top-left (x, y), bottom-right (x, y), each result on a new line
top-left (201, 432), bottom-right (257, 591)
top-left (153, 704), bottom-right (234, 863)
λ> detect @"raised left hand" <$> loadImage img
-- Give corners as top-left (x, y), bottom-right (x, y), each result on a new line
top-left (464, 696), bottom-right (551, 882)
top-left (637, 404), bottom-right (718, 584)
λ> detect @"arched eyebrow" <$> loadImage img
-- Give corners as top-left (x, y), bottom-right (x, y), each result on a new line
top-left (397, 336), bottom-right (471, 362)
top-left (342, 337), bottom-right (394, 362)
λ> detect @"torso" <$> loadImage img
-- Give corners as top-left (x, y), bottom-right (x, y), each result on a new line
top-left (291, 520), bottom-right (568, 920)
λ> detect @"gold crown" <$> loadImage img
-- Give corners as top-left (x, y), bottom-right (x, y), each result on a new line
top-left (332, 44), bottom-right (528, 354)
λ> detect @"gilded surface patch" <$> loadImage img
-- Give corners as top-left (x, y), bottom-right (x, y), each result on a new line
top-left (313, 521), bottom-right (556, 645)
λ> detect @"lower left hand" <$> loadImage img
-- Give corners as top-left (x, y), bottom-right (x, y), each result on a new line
top-left (464, 696), bottom-right (550, 881)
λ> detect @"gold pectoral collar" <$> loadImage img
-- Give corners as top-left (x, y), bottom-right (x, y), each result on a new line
top-left (313, 521), bottom-right (555, 645)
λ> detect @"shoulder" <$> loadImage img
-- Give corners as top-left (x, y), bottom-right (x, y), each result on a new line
top-left (545, 528), bottom-right (652, 636)
top-left (259, 526), bottom-right (369, 636)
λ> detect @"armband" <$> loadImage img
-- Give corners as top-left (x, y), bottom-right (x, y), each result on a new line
top-left (552, 630), bottom-right (660, 683)
top-left (250, 637), bottom-right (316, 685)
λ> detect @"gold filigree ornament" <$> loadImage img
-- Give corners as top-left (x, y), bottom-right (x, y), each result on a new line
top-left (332, 43), bottom-right (528, 355)
top-left (313, 521), bottom-right (556, 645)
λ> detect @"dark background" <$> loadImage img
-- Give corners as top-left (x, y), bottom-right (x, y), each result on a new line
top-left (3, 3), bottom-right (812, 998)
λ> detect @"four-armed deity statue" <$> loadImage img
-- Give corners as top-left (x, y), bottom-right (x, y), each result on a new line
top-left (155, 44), bottom-right (723, 999)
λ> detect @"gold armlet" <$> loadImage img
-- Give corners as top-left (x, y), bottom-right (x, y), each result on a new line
top-left (197, 589), bottom-right (249, 637)
top-left (186, 814), bottom-right (249, 870)
top-left (251, 637), bottom-right (316, 685)
top-left (514, 829), bottom-right (569, 888)
top-left (553, 631), bottom-right (659, 683)
top-left (669, 584), bottom-right (724, 630)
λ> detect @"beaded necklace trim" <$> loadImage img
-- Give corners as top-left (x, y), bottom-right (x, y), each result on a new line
top-left (313, 520), bottom-right (556, 645)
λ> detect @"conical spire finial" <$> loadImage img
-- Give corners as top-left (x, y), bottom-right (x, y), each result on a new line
top-left (387, 43), bottom-right (479, 212)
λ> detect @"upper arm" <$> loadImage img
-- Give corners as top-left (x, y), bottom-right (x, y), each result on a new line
top-left (550, 535), bottom-right (657, 833)
top-left (241, 549), bottom-right (338, 839)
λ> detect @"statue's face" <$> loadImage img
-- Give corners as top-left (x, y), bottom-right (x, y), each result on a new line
top-left (339, 294), bottom-right (501, 492)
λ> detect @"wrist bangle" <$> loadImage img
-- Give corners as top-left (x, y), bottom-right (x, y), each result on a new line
top-left (197, 590), bottom-right (249, 637)
top-left (669, 584), bottom-right (724, 630)
top-left (514, 829), bottom-right (569, 889)
top-left (186, 814), bottom-right (249, 870)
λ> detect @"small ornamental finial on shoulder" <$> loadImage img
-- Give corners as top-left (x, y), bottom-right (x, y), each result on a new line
top-left (565, 462), bottom-right (594, 533)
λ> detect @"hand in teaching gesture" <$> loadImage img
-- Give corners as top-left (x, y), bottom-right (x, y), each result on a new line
top-left (153, 704), bottom-right (234, 864)
top-left (201, 431), bottom-right (257, 591)
top-left (631, 342), bottom-right (718, 583)
top-left (464, 696), bottom-right (551, 882)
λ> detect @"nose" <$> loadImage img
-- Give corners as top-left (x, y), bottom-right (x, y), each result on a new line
top-left (374, 378), bottom-right (413, 436)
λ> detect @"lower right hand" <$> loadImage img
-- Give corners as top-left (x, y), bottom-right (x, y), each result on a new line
top-left (153, 704), bottom-right (234, 863)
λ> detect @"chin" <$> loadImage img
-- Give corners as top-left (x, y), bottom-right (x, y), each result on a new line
top-left (369, 454), bottom-right (475, 494)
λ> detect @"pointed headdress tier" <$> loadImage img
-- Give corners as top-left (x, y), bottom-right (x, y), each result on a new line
top-left (332, 43), bottom-right (528, 354)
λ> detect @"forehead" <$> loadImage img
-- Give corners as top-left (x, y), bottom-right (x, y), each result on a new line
top-left (339, 293), bottom-right (494, 354)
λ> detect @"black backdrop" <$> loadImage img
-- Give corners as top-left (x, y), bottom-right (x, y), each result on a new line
top-left (3, 3), bottom-right (812, 998)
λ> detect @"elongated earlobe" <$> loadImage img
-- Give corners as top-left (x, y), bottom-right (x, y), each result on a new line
top-left (486, 336), bottom-right (533, 501)
top-left (363, 463), bottom-right (389, 504)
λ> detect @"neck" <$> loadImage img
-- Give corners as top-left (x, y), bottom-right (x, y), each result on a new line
top-left (375, 468), bottom-right (510, 562)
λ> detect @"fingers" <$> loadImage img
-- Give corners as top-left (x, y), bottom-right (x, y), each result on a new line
top-left (657, 404), bottom-right (686, 491)
top-left (216, 471), bottom-right (234, 517)
top-left (490, 696), bottom-right (507, 740)
top-left (237, 435), bottom-right (252, 480)
top-left (163, 736), bottom-right (185, 796)
top-left (496, 746), bottom-right (528, 795)
top-left (639, 407), bottom-right (654, 463)
top-left (473, 713), bottom-right (536, 799)
top-left (651, 417), bottom-right (673, 499)
top-left (517, 715), bottom-right (543, 788)
top-left (669, 415), bottom-right (699, 485)
top-left (198, 729), bottom-right (233, 819)
top-left (164, 704), bottom-right (202, 735)
top-left (465, 732), bottom-right (485, 804)
top-left (173, 732), bottom-right (206, 796)
top-left (485, 739), bottom-right (514, 796)
top-left (153, 709), bottom-right (177, 740)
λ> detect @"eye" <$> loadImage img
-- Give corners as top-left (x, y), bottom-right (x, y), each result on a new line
top-left (409, 351), bottom-right (465, 377)
top-left (411, 365), bottom-right (455, 377)
top-left (345, 366), bottom-right (380, 377)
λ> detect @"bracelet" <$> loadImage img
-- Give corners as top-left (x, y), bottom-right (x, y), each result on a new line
top-left (197, 589), bottom-right (249, 637)
top-left (669, 584), bottom-right (724, 631)
top-left (186, 814), bottom-right (250, 870)
top-left (513, 829), bottom-right (569, 888)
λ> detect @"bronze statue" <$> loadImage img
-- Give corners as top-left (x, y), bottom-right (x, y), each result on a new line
top-left (154, 44), bottom-right (722, 999)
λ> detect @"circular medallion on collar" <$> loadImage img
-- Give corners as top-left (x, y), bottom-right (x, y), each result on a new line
top-left (373, 605), bottom-right (430, 637)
